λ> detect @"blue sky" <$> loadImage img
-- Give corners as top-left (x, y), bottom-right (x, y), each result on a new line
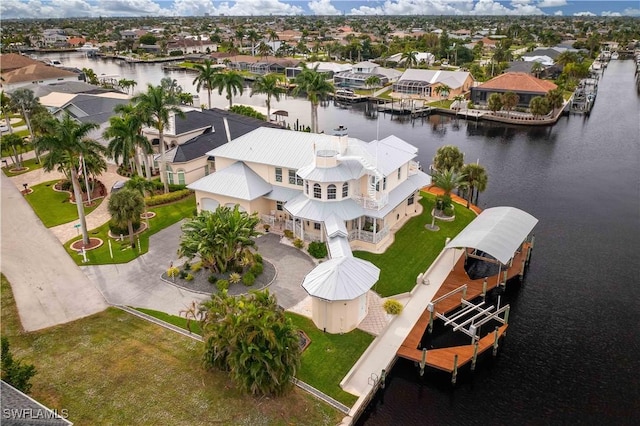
top-left (1, 0), bottom-right (639, 19)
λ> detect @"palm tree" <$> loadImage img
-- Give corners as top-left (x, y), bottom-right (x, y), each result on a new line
top-left (400, 50), bottom-right (418, 68)
top-left (125, 175), bottom-right (155, 229)
top-left (530, 61), bottom-right (544, 78)
top-left (34, 114), bottom-right (106, 246)
top-left (0, 91), bottom-right (15, 135)
top-left (555, 51), bottom-right (579, 67)
top-left (432, 167), bottom-right (466, 213)
top-left (108, 189), bottom-right (145, 248)
top-left (488, 92), bottom-right (503, 114)
top-left (433, 84), bottom-right (451, 100)
top-left (192, 59), bottom-right (218, 109)
top-left (1, 133), bottom-right (26, 169)
top-left (257, 41), bottom-right (272, 60)
top-left (545, 88), bottom-right (564, 114)
top-left (364, 75), bottom-right (381, 95)
top-left (460, 163), bottom-right (488, 206)
top-left (82, 67), bottom-right (99, 85)
top-left (234, 28), bottom-right (245, 50)
top-left (501, 91), bottom-right (519, 117)
top-left (292, 64), bottom-right (335, 133)
top-left (10, 88), bottom-right (40, 153)
top-left (432, 145), bottom-right (464, 173)
top-left (529, 96), bottom-right (550, 119)
top-left (113, 102), bottom-right (154, 179)
top-left (103, 113), bottom-right (151, 176)
top-left (160, 77), bottom-right (182, 97)
top-left (251, 73), bottom-right (285, 122)
top-left (246, 29), bottom-right (260, 56)
top-left (212, 71), bottom-right (245, 109)
top-left (267, 29), bottom-right (279, 44)
top-left (132, 84), bottom-right (185, 194)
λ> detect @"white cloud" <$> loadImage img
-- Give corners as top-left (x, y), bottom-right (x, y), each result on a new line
top-left (573, 11), bottom-right (596, 16)
top-left (0, 0), bottom-right (97, 19)
top-left (471, 0), bottom-right (543, 15)
top-left (214, 0), bottom-right (303, 16)
top-left (537, 0), bottom-right (566, 7)
top-left (553, 9), bottom-right (563, 16)
top-left (351, 0), bottom-right (475, 16)
top-left (172, 0), bottom-right (215, 16)
top-left (309, 0), bottom-right (341, 15)
top-left (601, 11), bottom-right (621, 17)
top-left (623, 7), bottom-right (640, 16)
top-left (97, 0), bottom-right (166, 16)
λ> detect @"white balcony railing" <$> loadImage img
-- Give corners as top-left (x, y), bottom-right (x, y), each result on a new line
top-left (354, 193), bottom-right (389, 211)
top-left (348, 226), bottom-right (390, 244)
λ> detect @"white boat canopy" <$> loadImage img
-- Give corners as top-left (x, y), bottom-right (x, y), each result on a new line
top-left (444, 206), bottom-right (538, 265)
top-left (302, 257), bottom-right (380, 301)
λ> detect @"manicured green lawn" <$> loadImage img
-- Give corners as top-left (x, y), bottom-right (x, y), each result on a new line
top-left (63, 194), bottom-right (196, 265)
top-left (0, 275), bottom-right (340, 425)
top-left (354, 193), bottom-right (476, 297)
top-left (1, 155), bottom-right (45, 176)
top-left (136, 307), bottom-right (203, 335)
top-left (428, 99), bottom-right (454, 108)
top-left (286, 312), bottom-right (374, 407)
top-left (24, 180), bottom-right (101, 228)
top-left (132, 307), bottom-right (372, 407)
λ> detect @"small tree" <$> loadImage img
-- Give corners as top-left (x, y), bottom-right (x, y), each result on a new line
top-left (108, 189), bottom-right (145, 248)
top-left (501, 91), bottom-right (519, 117)
top-left (433, 145), bottom-right (464, 173)
top-left (488, 92), bottom-right (503, 113)
top-left (1, 337), bottom-right (36, 393)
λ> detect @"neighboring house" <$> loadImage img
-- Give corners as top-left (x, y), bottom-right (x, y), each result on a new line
top-left (153, 108), bottom-right (281, 186)
top-left (470, 72), bottom-right (558, 108)
top-left (387, 52), bottom-right (436, 66)
top-left (167, 38), bottom-right (217, 54)
top-left (1, 381), bottom-right (73, 425)
top-left (334, 61), bottom-right (401, 88)
top-left (392, 69), bottom-right (475, 99)
top-left (285, 61), bottom-right (351, 80)
top-left (188, 126), bottom-right (431, 253)
top-left (0, 54), bottom-right (83, 92)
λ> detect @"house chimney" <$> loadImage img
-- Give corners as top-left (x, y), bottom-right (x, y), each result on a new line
top-left (333, 125), bottom-right (348, 154)
top-left (223, 117), bottom-right (231, 143)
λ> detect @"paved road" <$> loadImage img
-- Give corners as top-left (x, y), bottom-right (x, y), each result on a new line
top-left (1, 174), bottom-right (108, 332)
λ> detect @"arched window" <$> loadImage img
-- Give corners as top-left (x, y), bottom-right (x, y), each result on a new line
top-left (313, 183), bottom-right (321, 199)
top-left (342, 182), bottom-right (349, 198)
top-left (327, 184), bottom-right (336, 200)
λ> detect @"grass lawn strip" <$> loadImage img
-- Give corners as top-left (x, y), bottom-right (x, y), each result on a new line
top-left (354, 192), bottom-right (476, 297)
top-left (2, 156), bottom-right (44, 176)
top-left (0, 275), bottom-right (342, 426)
top-left (134, 307), bottom-right (372, 407)
top-left (24, 179), bottom-right (101, 228)
top-left (63, 194), bottom-right (196, 265)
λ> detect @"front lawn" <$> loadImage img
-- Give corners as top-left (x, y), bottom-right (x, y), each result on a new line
top-left (2, 155), bottom-right (45, 176)
top-left (63, 194), bottom-right (196, 265)
top-left (0, 275), bottom-right (341, 425)
top-left (24, 180), bottom-right (101, 227)
top-left (354, 192), bottom-right (476, 297)
top-left (286, 313), bottom-right (374, 407)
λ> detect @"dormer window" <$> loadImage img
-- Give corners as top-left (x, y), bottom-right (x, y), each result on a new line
top-left (327, 184), bottom-right (336, 200)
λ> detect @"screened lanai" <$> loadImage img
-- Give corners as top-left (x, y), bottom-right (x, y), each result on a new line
top-left (392, 79), bottom-right (431, 97)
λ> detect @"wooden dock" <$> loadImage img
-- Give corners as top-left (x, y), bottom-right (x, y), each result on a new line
top-left (396, 243), bottom-right (531, 373)
top-left (377, 99), bottom-right (433, 117)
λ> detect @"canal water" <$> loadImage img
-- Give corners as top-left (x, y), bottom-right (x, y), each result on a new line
top-left (45, 53), bottom-right (640, 423)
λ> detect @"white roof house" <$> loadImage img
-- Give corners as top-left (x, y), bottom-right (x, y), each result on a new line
top-left (393, 69), bottom-right (475, 98)
top-left (189, 125), bottom-right (431, 334)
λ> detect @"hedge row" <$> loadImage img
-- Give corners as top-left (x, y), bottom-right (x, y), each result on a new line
top-left (145, 189), bottom-right (193, 206)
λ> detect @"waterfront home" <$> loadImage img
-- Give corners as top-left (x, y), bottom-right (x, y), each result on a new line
top-left (188, 126), bottom-right (431, 252)
top-left (334, 61), bottom-right (402, 88)
top-left (0, 54), bottom-right (83, 92)
top-left (387, 51), bottom-right (436, 67)
top-left (392, 69), bottom-right (475, 99)
top-left (470, 72), bottom-right (557, 108)
top-left (152, 108), bottom-right (280, 185)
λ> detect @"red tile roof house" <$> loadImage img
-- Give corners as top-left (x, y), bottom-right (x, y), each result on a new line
top-left (470, 72), bottom-right (558, 108)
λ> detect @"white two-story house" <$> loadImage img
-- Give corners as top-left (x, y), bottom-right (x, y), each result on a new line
top-left (188, 126), bottom-right (431, 253)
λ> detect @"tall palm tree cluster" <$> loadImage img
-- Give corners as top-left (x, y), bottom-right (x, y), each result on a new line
top-left (292, 64), bottom-right (335, 133)
top-left (431, 145), bottom-right (488, 210)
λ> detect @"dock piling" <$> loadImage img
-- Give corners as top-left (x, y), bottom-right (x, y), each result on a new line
top-left (482, 277), bottom-right (487, 300)
top-left (452, 355), bottom-right (459, 384)
top-left (471, 341), bottom-right (479, 371)
top-left (380, 369), bottom-right (386, 389)
top-left (492, 326), bottom-right (500, 356)
top-left (419, 348), bottom-right (427, 376)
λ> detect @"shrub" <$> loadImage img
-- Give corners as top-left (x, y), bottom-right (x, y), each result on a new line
top-left (109, 219), bottom-right (141, 236)
top-left (250, 263), bottom-right (263, 276)
top-left (254, 253), bottom-right (263, 264)
top-left (169, 50), bottom-right (184, 56)
top-left (229, 272), bottom-right (241, 284)
top-left (58, 180), bottom-right (72, 191)
top-left (185, 273), bottom-right (194, 281)
top-left (242, 272), bottom-right (256, 286)
top-left (229, 105), bottom-right (266, 120)
top-left (183, 261), bottom-right (191, 271)
top-left (283, 229), bottom-right (294, 240)
top-left (293, 238), bottom-right (304, 249)
top-left (208, 274), bottom-right (218, 284)
top-left (308, 241), bottom-right (327, 259)
top-left (145, 189), bottom-right (192, 206)
top-left (179, 270), bottom-right (188, 279)
top-left (216, 279), bottom-right (229, 292)
top-left (167, 266), bottom-right (180, 280)
top-left (233, 264), bottom-right (244, 274)
top-left (191, 262), bottom-right (203, 273)
top-left (1, 337), bottom-right (36, 393)
top-left (383, 299), bottom-right (404, 315)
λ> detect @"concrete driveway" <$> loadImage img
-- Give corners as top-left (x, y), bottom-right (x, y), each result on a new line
top-left (1, 174), bottom-right (108, 332)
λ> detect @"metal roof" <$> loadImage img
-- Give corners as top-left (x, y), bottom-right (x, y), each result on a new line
top-left (445, 207), bottom-right (538, 265)
top-left (398, 69), bottom-right (471, 89)
top-left (187, 162), bottom-right (272, 201)
top-left (297, 159), bottom-right (365, 182)
top-left (325, 213), bottom-right (348, 238)
top-left (263, 185), bottom-right (302, 202)
top-left (285, 193), bottom-right (364, 222)
top-left (365, 171), bottom-right (432, 219)
top-left (209, 127), bottom-right (366, 170)
top-left (302, 256), bottom-right (380, 301)
top-left (365, 135), bottom-right (418, 176)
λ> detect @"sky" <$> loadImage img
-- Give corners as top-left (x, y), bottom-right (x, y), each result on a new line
top-left (1, 0), bottom-right (639, 20)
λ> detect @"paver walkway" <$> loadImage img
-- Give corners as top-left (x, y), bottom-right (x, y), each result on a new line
top-left (1, 174), bottom-right (108, 331)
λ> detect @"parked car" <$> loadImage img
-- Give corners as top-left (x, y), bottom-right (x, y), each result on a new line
top-left (0, 124), bottom-right (9, 133)
top-left (111, 181), bottom-right (126, 194)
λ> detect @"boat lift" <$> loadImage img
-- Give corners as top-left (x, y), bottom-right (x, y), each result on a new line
top-left (427, 284), bottom-right (510, 344)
